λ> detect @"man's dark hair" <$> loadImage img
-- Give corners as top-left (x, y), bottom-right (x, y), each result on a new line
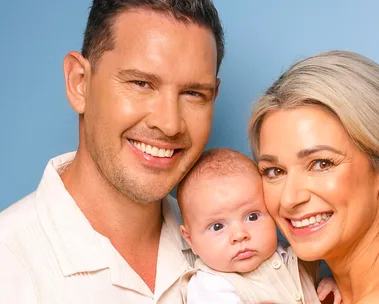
top-left (81, 0), bottom-right (225, 73)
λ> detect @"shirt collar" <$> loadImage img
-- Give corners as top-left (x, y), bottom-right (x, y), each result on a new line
top-left (276, 243), bottom-right (288, 264)
top-left (161, 195), bottom-right (191, 251)
top-left (35, 152), bottom-right (192, 296)
top-left (35, 152), bottom-right (109, 276)
top-left (108, 195), bottom-right (192, 298)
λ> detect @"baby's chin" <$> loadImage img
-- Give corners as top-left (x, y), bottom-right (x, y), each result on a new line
top-left (230, 261), bottom-right (262, 273)
top-left (211, 259), bottom-right (264, 274)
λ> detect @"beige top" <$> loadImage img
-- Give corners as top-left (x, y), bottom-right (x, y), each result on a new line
top-left (182, 247), bottom-right (320, 304)
top-left (0, 152), bottom-right (195, 304)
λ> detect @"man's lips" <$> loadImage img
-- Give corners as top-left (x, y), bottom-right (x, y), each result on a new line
top-left (127, 139), bottom-right (183, 169)
top-left (128, 139), bottom-right (182, 158)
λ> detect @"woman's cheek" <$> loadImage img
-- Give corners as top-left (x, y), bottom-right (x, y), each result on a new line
top-left (263, 184), bottom-right (281, 217)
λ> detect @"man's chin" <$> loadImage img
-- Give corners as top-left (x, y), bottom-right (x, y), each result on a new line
top-left (121, 186), bottom-right (173, 205)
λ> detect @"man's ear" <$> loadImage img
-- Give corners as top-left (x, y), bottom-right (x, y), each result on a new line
top-left (63, 51), bottom-right (90, 114)
top-left (180, 225), bottom-right (197, 255)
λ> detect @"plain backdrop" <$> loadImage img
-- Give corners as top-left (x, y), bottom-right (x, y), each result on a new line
top-left (1, 0), bottom-right (379, 209)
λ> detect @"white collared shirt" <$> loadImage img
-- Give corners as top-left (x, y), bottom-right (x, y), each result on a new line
top-left (0, 152), bottom-right (195, 303)
top-left (187, 244), bottom-right (288, 304)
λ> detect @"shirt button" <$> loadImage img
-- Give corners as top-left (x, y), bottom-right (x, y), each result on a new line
top-left (293, 291), bottom-right (301, 301)
top-left (271, 260), bottom-right (281, 269)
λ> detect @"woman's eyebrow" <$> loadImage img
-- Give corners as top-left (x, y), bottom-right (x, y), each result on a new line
top-left (258, 145), bottom-right (345, 163)
top-left (257, 155), bottom-right (278, 163)
top-left (296, 145), bottom-right (345, 158)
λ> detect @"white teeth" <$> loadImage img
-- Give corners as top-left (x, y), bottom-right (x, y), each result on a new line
top-left (130, 140), bottom-right (174, 158)
top-left (151, 147), bottom-right (159, 156)
top-left (301, 218), bottom-right (309, 226)
top-left (290, 213), bottom-right (332, 229)
top-left (165, 149), bottom-right (174, 157)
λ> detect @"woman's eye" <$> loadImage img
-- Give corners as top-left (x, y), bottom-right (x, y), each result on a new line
top-left (261, 167), bottom-right (285, 178)
top-left (246, 213), bottom-right (259, 222)
top-left (312, 159), bottom-right (334, 171)
top-left (210, 223), bottom-right (224, 231)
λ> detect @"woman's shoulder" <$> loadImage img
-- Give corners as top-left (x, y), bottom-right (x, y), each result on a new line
top-left (355, 290), bottom-right (379, 304)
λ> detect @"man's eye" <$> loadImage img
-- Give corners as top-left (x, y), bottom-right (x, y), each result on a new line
top-left (131, 80), bottom-right (150, 88)
top-left (184, 90), bottom-right (203, 98)
top-left (311, 159), bottom-right (334, 171)
top-left (210, 223), bottom-right (224, 231)
top-left (246, 213), bottom-right (259, 222)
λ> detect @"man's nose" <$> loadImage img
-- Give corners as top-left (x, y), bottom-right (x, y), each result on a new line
top-left (145, 90), bottom-right (185, 137)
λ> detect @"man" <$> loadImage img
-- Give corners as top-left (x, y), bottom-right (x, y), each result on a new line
top-left (0, 0), bottom-right (224, 302)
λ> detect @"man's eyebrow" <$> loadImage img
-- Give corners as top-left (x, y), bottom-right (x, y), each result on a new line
top-left (116, 69), bottom-right (161, 83)
top-left (182, 81), bottom-right (216, 95)
top-left (257, 145), bottom-right (345, 163)
top-left (297, 145), bottom-right (345, 158)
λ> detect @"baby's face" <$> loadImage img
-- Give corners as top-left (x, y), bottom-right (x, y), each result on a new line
top-left (181, 172), bottom-right (277, 273)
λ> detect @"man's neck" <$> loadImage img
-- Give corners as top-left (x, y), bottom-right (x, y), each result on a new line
top-left (326, 223), bottom-right (379, 304)
top-left (60, 148), bottom-right (163, 292)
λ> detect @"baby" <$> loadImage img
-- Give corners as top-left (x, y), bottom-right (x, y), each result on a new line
top-left (178, 148), bottom-right (341, 304)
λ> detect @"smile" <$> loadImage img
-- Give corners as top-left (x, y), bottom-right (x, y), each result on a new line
top-left (289, 212), bottom-right (332, 229)
top-left (129, 140), bottom-right (175, 158)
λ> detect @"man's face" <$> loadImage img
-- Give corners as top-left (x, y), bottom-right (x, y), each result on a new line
top-left (83, 10), bottom-right (219, 204)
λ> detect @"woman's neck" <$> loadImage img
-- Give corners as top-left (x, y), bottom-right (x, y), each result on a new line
top-left (326, 225), bottom-right (379, 304)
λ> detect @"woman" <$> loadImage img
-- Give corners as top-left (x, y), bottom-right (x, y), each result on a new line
top-left (249, 50), bottom-right (379, 304)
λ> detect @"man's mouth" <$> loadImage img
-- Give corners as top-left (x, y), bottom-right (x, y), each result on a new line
top-left (129, 140), bottom-right (175, 158)
top-left (289, 212), bottom-right (333, 229)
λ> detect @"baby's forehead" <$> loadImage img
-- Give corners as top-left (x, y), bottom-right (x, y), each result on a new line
top-left (184, 172), bottom-right (264, 208)
top-left (190, 169), bottom-right (261, 188)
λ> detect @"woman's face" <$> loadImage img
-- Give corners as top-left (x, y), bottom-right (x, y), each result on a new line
top-left (257, 105), bottom-right (379, 262)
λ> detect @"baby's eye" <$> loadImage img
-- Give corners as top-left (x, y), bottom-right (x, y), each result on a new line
top-left (210, 223), bottom-right (224, 231)
top-left (246, 213), bottom-right (259, 222)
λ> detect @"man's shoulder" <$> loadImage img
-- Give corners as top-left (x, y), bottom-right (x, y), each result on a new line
top-left (0, 192), bottom-right (39, 239)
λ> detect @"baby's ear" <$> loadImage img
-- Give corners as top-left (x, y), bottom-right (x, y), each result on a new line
top-left (180, 225), bottom-right (197, 255)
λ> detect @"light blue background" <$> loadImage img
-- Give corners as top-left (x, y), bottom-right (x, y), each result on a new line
top-left (1, 0), bottom-right (379, 210)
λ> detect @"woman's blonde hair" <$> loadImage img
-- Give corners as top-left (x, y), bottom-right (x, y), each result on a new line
top-left (248, 50), bottom-right (379, 170)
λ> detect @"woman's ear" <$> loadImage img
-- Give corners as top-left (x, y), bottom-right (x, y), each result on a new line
top-left (63, 51), bottom-right (90, 114)
top-left (180, 225), bottom-right (197, 255)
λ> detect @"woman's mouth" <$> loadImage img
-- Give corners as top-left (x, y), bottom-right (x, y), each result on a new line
top-left (289, 212), bottom-right (333, 229)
